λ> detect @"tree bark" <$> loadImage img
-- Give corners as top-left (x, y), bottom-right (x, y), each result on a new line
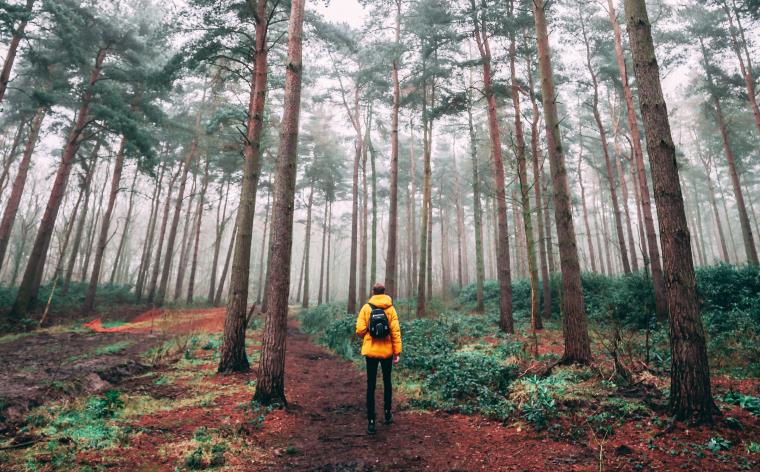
top-left (219, 0), bottom-right (270, 373)
top-left (136, 160), bottom-right (166, 299)
top-left (256, 184), bottom-right (271, 304)
top-left (301, 185), bottom-right (314, 308)
top-left (110, 168), bottom-right (138, 285)
top-left (215, 221), bottom-right (237, 307)
top-left (579, 17), bottom-right (631, 274)
top-left (416, 81), bottom-right (433, 317)
top-left (384, 0), bottom-right (401, 298)
top-left (0, 119), bottom-right (26, 202)
top-left (472, 6), bottom-right (513, 332)
top-left (253, 0), bottom-right (305, 406)
top-left (607, 0), bottom-right (667, 317)
top-left (147, 166), bottom-right (179, 303)
top-left (9, 48), bottom-right (106, 319)
top-left (318, 197), bottom-right (328, 305)
top-left (156, 101), bottom-right (204, 305)
top-left (720, 0), bottom-right (760, 138)
top-left (208, 179), bottom-right (230, 303)
top-left (527, 55), bottom-right (552, 319)
top-left (0, 107), bottom-right (44, 273)
top-left (509, 27), bottom-right (541, 330)
top-left (0, 0), bottom-right (35, 104)
top-left (533, 0), bottom-right (590, 363)
top-left (187, 155), bottom-right (210, 303)
top-left (624, 0), bottom-right (715, 422)
top-left (83, 136), bottom-right (127, 312)
top-left (346, 88), bottom-right (362, 314)
top-left (699, 38), bottom-right (758, 265)
top-left (325, 201), bottom-right (332, 303)
top-left (174, 174), bottom-right (198, 301)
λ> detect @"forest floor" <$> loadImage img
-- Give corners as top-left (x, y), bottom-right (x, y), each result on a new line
top-left (0, 306), bottom-right (758, 471)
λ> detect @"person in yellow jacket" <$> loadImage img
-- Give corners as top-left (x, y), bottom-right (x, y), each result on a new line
top-left (355, 282), bottom-right (402, 435)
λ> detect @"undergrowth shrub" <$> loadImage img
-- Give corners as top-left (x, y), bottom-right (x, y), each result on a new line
top-left (424, 351), bottom-right (516, 419)
top-left (510, 376), bottom-right (560, 430)
top-left (320, 315), bottom-right (362, 359)
top-left (397, 318), bottom-right (455, 371)
top-left (299, 304), bottom-right (344, 335)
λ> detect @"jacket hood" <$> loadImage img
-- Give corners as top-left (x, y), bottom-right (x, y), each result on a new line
top-left (368, 294), bottom-right (393, 309)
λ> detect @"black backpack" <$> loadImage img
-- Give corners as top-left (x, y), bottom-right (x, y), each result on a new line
top-left (368, 303), bottom-right (391, 339)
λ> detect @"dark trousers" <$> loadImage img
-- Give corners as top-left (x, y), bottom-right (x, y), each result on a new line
top-left (365, 356), bottom-right (393, 420)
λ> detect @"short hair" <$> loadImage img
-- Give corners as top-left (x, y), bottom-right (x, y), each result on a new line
top-left (372, 282), bottom-right (385, 294)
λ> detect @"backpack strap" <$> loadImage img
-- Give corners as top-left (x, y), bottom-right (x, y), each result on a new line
top-left (368, 303), bottom-right (376, 310)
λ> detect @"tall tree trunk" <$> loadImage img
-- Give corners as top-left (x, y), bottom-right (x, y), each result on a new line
top-left (256, 184), bottom-right (271, 304)
top-left (302, 185), bottom-right (314, 308)
top-left (83, 137), bottom-right (127, 312)
top-left (578, 157), bottom-right (597, 272)
top-left (698, 153), bottom-right (729, 262)
top-left (0, 119), bottom-right (27, 196)
top-left (208, 179), bottom-right (230, 303)
top-left (409, 122), bottom-right (418, 296)
top-left (110, 169), bottom-right (138, 285)
top-left (612, 114), bottom-right (639, 271)
top-left (542, 169), bottom-right (556, 273)
top-left (716, 174), bottom-right (739, 263)
top-left (607, 0), bottom-right (667, 317)
top-left (318, 198), bottom-right (328, 305)
top-left (346, 88), bottom-right (362, 315)
top-left (136, 161), bottom-right (166, 299)
top-left (325, 201), bottom-right (332, 304)
top-left (156, 100), bottom-right (205, 305)
top-left (175, 174), bottom-right (198, 301)
top-left (527, 56), bottom-right (552, 318)
top-left (624, 0), bottom-right (715, 422)
top-left (699, 38), bottom-right (758, 265)
top-left (187, 156), bottom-right (210, 303)
top-left (9, 48), bottom-right (106, 319)
top-left (533, 0), bottom-right (590, 363)
top-left (416, 82), bottom-right (433, 318)
top-left (218, 0), bottom-right (270, 372)
top-left (0, 0), bottom-right (34, 104)
top-left (215, 222), bottom-right (237, 307)
top-left (580, 17), bottom-right (630, 274)
top-left (360, 125), bottom-right (369, 300)
top-left (426, 189), bottom-right (433, 301)
top-left (385, 0), bottom-right (401, 298)
top-left (63, 144), bottom-right (101, 296)
top-left (719, 0), bottom-right (760, 138)
top-left (147, 166), bottom-right (179, 303)
top-left (453, 138), bottom-right (466, 289)
top-left (0, 108), bottom-right (44, 272)
top-left (369, 137), bottom-right (378, 287)
top-left (509, 28), bottom-right (541, 330)
top-left (253, 0), bottom-right (305, 405)
top-left (472, 7), bottom-right (513, 331)
top-left (598, 178), bottom-right (614, 274)
top-left (80, 161), bottom-right (111, 283)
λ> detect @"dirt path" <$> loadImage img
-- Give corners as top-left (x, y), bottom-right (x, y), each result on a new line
top-left (257, 319), bottom-right (596, 471)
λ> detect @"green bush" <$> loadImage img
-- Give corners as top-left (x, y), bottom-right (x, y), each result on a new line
top-left (320, 315), bottom-right (362, 359)
top-left (397, 318), bottom-right (455, 371)
top-left (0, 282), bottom-right (136, 321)
top-left (513, 376), bottom-right (559, 430)
top-left (299, 304), bottom-right (345, 335)
top-left (425, 351), bottom-right (516, 419)
top-left (696, 264), bottom-right (760, 312)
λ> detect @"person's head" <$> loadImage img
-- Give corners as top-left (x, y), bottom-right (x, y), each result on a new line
top-left (372, 282), bottom-right (385, 295)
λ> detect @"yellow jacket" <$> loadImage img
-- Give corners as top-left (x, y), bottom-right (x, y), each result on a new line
top-left (355, 294), bottom-right (402, 359)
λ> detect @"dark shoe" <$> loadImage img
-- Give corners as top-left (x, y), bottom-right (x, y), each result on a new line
top-left (367, 419), bottom-right (376, 435)
top-left (384, 410), bottom-right (393, 425)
